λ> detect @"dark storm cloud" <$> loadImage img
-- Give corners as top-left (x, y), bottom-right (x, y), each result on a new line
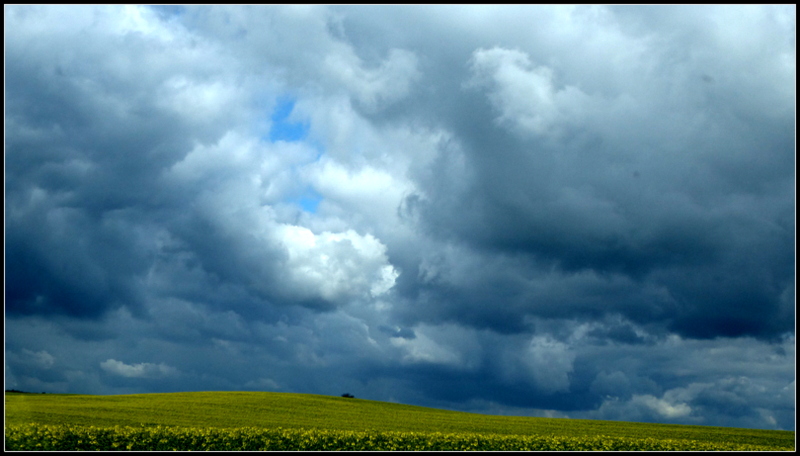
top-left (5, 5), bottom-right (388, 321)
top-left (5, 6), bottom-right (227, 319)
top-left (5, 5), bottom-right (794, 431)
top-left (346, 5), bottom-right (796, 341)
top-left (5, 205), bottom-right (150, 318)
top-left (364, 362), bottom-right (598, 413)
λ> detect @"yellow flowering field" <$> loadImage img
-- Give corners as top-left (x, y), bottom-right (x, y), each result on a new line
top-left (5, 423), bottom-right (793, 451)
top-left (5, 391), bottom-right (795, 451)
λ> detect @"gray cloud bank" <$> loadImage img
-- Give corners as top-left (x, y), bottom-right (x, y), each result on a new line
top-left (5, 5), bottom-right (795, 430)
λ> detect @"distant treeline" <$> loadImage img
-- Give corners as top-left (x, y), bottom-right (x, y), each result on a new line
top-left (6, 389), bottom-right (45, 394)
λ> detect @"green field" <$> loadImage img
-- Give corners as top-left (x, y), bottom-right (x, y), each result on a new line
top-left (5, 391), bottom-right (795, 451)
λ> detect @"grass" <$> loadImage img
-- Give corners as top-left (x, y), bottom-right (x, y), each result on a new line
top-left (5, 391), bottom-right (795, 450)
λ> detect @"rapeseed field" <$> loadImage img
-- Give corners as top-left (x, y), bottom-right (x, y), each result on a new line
top-left (5, 391), bottom-right (795, 451)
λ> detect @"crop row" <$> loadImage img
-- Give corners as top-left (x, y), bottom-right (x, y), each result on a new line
top-left (5, 423), bottom-right (792, 451)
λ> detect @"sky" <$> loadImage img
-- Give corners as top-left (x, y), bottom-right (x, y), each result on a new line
top-left (4, 5), bottom-right (796, 431)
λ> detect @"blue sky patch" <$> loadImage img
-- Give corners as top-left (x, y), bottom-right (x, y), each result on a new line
top-left (296, 187), bottom-right (322, 213)
top-left (269, 97), bottom-right (309, 142)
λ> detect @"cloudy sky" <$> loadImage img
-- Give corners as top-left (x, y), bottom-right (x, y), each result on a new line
top-left (4, 5), bottom-right (796, 431)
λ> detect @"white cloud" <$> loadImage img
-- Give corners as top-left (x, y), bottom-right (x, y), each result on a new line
top-left (391, 332), bottom-right (458, 365)
top-left (467, 47), bottom-right (593, 137)
top-left (276, 225), bottom-right (398, 302)
top-left (186, 5), bottom-right (420, 113)
top-left (159, 76), bottom-right (243, 123)
top-left (324, 48), bottom-right (420, 111)
top-left (390, 325), bottom-right (468, 367)
top-left (522, 336), bottom-right (575, 394)
top-left (100, 359), bottom-right (178, 378)
top-left (116, 4), bottom-right (175, 40)
top-left (634, 394), bottom-right (692, 419)
top-left (589, 391), bottom-right (694, 424)
top-left (307, 159), bottom-right (413, 223)
top-left (168, 131), bottom-right (259, 182)
top-left (21, 349), bottom-right (56, 369)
